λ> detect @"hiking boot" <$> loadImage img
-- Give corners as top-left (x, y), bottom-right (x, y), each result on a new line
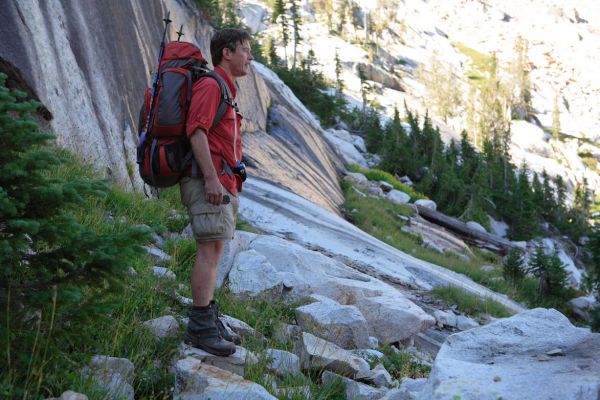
top-left (185, 305), bottom-right (236, 356)
top-left (209, 300), bottom-right (242, 345)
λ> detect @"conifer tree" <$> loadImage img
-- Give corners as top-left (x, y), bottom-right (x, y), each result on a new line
top-left (334, 50), bottom-right (345, 97)
top-left (0, 74), bottom-right (149, 393)
top-left (541, 170), bottom-right (556, 220)
top-left (503, 248), bottom-right (526, 286)
top-left (531, 172), bottom-right (544, 217)
top-left (273, 0), bottom-right (289, 68)
top-left (289, 0), bottom-right (302, 71)
top-left (509, 36), bottom-right (533, 120)
top-left (527, 244), bottom-right (569, 300)
top-left (508, 165), bottom-right (537, 240)
top-left (358, 64), bottom-right (370, 115)
top-left (380, 107), bottom-right (406, 175)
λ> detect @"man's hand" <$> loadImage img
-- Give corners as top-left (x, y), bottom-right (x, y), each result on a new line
top-left (204, 175), bottom-right (223, 205)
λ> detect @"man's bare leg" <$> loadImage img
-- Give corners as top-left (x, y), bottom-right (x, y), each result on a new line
top-left (184, 239), bottom-right (235, 355)
top-left (191, 240), bottom-right (224, 306)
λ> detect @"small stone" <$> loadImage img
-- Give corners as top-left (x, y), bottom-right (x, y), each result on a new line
top-left (546, 348), bottom-right (564, 356)
top-left (536, 354), bottom-right (552, 361)
top-left (152, 266), bottom-right (176, 280)
top-left (58, 391), bottom-right (88, 400)
top-left (143, 315), bottom-right (179, 339)
top-left (127, 267), bottom-right (137, 277)
top-left (493, 376), bottom-right (502, 382)
top-left (144, 246), bottom-right (171, 262)
top-left (480, 265), bottom-right (495, 272)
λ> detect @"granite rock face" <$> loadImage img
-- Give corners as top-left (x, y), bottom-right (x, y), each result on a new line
top-left (418, 308), bottom-right (600, 400)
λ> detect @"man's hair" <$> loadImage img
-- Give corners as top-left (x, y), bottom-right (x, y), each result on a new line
top-left (210, 28), bottom-right (252, 66)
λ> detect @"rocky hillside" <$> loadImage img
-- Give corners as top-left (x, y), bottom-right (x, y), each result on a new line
top-left (240, 0), bottom-right (600, 195)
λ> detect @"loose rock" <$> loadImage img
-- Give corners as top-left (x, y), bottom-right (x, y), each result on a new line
top-left (174, 357), bottom-right (276, 399)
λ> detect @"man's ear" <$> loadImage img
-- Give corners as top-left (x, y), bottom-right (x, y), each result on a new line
top-left (222, 47), bottom-right (233, 61)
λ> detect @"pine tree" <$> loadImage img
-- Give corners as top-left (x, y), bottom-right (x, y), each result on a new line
top-left (0, 74), bottom-right (149, 393)
top-left (380, 107), bottom-right (405, 175)
top-left (541, 170), bottom-right (556, 220)
top-left (358, 64), bottom-right (370, 115)
top-left (334, 50), bottom-right (345, 97)
top-left (503, 248), bottom-right (526, 286)
top-left (289, 0), bottom-right (302, 71)
top-left (508, 165), bottom-right (537, 240)
top-left (510, 36), bottom-right (533, 120)
top-left (527, 244), bottom-right (569, 300)
top-left (273, 0), bottom-right (289, 68)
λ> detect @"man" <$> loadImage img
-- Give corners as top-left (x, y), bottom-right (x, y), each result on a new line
top-left (180, 28), bottom-right (253, 356)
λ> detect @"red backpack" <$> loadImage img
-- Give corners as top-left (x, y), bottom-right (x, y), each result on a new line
top-left (136, 41), bottom-right (232, 188)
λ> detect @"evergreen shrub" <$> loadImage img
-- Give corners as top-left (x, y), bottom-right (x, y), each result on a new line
top-left (0, 74), bottom-right (149, 397)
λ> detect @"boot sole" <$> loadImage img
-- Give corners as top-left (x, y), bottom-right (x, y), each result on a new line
top-left (184, 338), bottom-right (236, 357)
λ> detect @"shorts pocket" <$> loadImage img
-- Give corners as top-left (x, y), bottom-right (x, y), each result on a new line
top-left (190, 204), bottom-right (225, 236)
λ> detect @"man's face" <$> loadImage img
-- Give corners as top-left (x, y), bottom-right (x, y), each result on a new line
top-left (228, 40), bottom-right (253, 78)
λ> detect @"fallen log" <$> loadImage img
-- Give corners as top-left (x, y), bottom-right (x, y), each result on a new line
top-left (414, 204), bottom-right (521, 254)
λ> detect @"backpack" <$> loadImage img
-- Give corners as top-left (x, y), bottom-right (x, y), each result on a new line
top-left (136, 41), bottom-right (233, 188)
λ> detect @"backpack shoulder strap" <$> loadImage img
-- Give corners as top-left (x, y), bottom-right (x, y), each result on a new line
top-left (196, 70), bottom-right (234, 130)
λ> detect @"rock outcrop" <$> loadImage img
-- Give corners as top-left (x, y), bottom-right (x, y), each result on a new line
top-left (419, 308), bottom-right (600, 400)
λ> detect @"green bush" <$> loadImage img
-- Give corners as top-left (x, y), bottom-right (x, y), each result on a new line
top-left (0, 74), bottom-right (151, 398)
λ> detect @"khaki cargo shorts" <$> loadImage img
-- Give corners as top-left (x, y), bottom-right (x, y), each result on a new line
top-left (179, 177), bottom-right (239, 242)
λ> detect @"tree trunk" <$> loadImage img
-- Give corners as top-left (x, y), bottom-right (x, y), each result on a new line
top-left (415, 204), bottom-right (520, 253)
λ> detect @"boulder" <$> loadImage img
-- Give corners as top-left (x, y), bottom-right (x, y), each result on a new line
top-left (238, 1), bottom-right (269, 34)
top-left (346, 172), bottom-right (369, 186)
top-left (180, 343), bottom-right (258, 377)
top-left (273, 322), bottom-right (302, 344)
top-left (174, 357), bottom-right (276, 399)
top-left (568, 295), bottom-right (598, 321)
top-left (352, 349), bottom-right (386, 364)
top-left (144, 246), bottom-right (171, 262)
top-left (246, 235), bottom-right (434, 343)
top-left (414, 199), bottom-right (436, 210)
top-left (219, 314), bottom-right (265, 341)
top-left (379, 181), bottom-right (394, 193)
top-left (354, 62), bottom-right (405, 92)
top-left (381, 378), bottom-right (427, 399)
top-left (294, 332), bottom-right (371, 379)
top-left (322, 371), bottom-right (388, 400)
top-left (228, 250), bottom-right (287, 299)
top-left (85, 356), bottom-right (134, 400)
top-left (264, 348), bottom-right (301, 377)
top-left (48, 391), bottom-right (88, 400)
top-left (466, 221), bottom-right (487, 233)
top-left (365, 363), bottom-right (394, 388)
top-left (152, 266), bottom-right (176, 280)
top-left (143, 315), bottom-right (179, 339)
top-left (488, 216), bottom-right (508, 238)
top-left (324, 129), bottom-right (368, 167)
top-left (386, 190), bottom-right (411, 205)
top-left (295, 299), bottom-right (371, 349)
top-left (418, 308), bottom-right (600, 400)
top-left (216, 230), bottom-right (257, 289)
top-left (433, 310), bottom-right (457, 328)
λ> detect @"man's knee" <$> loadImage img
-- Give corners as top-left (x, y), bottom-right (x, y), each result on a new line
top-left (195, 240), bottom-right (225, 263)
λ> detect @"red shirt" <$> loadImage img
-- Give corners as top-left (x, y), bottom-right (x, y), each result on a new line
top-left (185, 66), bottom-right (243, 195)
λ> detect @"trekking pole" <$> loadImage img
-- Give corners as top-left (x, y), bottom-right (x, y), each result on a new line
top-left (138, 11), bottom-right (172, 157)
top-left (176, 24), bottom-right (184, 41)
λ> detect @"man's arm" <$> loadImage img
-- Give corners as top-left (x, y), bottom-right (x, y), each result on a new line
top-left (190, 129), bottom-right (223, 205)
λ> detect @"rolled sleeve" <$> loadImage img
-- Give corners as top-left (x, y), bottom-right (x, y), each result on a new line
top-left (186, 78), bottom-right (222, 138)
